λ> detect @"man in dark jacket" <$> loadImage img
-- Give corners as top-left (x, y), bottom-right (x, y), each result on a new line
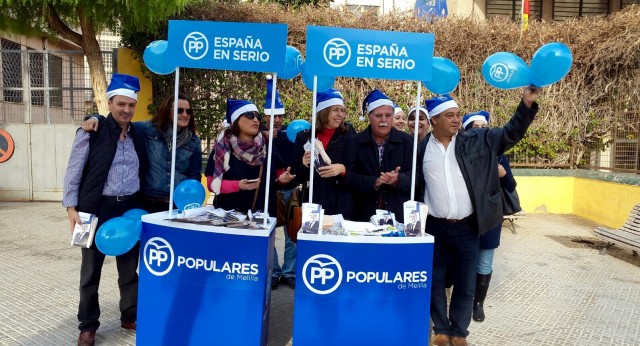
top-left (416, 86), bottom-right (539, 346)
top-left (63, 74), bottom-right (148, 346)
top-left (347, 89), bottom-right (414, 223)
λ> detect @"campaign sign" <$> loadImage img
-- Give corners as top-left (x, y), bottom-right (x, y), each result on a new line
top-left (137, 214), bottom-right (275, 345)
top-left (168, 20), bottom-right (288, 73)
top-left (305, 26), bottom-right (434, 81)
top-left (293, 234), bottom-right (434, 345)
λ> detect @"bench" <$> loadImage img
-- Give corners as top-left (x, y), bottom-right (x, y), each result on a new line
top-left (503, 211), bottom-right (526, 234)
top-left (595, 203), bottom-right (640, 256)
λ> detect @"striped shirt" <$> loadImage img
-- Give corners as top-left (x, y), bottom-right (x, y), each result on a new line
top-left (62, 128), bottom-right (140, 207)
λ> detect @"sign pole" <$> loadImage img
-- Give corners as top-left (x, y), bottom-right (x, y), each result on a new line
top-left (410, 81), bottom-right (422, 202)
top-left (263, 74), bottom-right (278, 227)
top-left (168, 67), bottom-right (181, 218)
top-left (308, 76), bottom-right (318, 203)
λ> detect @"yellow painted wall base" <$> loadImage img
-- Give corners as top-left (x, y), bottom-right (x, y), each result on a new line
top-left (516, 176), bottom-right (640, 229)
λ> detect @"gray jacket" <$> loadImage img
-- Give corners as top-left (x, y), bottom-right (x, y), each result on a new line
top-left (416, 100), bottom-right (538, 235)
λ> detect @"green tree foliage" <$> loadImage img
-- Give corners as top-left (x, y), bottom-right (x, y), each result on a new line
top-left (0, 0), bottom-right (191, 114)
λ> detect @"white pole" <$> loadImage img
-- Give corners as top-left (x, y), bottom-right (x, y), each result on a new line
top-left (410, 81), bottom-right (422, 201)
top-left (168, 67), bottom-right (180, 218)
top-left (263, 74), bottom-right (278, 228)
top-left (309, 76), bottom-right (318, 203)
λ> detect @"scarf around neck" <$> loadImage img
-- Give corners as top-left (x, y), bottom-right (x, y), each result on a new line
top-left (163, 127), bottom-right (192, 151)
top-left (210, 131), bottom-right (265, 194)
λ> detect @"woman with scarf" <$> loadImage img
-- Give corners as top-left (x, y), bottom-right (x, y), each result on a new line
top-left (290, 89), bottom-right (355, 219)
top-left (81, 93), bottom-right (202, 212)
top-left (205, 99), bottom-right (294, 215)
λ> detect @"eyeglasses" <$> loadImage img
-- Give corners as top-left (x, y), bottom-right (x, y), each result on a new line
top-left (177, 108), bottom-right (193, 116)
top-left (242, 112), bottom-right (262, 121)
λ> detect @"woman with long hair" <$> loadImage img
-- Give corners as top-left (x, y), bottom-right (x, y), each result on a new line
top-left (290, 89), bottom-right (355, 219)
top-left (205, 98), bottom-right (294, 215)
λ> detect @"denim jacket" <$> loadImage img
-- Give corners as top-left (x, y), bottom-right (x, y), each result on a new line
top-left (137, 121), bottom-right (202, 197)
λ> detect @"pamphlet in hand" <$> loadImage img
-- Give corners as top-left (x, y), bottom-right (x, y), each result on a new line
top-left (300, 202), bottom-right (323, 234)
top-left (304, 140), bottom-right (332, 173)
top-left (403, 201), bottom-right (428, 237)
top-left (71, 212), bottom-right (98, 248)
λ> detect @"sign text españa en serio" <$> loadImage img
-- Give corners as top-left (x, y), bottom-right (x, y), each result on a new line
top-left (212, 36), bottom-right (269, 62)
top-left (355, 43), bottom-right (415, 70)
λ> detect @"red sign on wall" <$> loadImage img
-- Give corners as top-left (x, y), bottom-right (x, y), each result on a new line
top-left (0, 128), bottom-right (15, 163)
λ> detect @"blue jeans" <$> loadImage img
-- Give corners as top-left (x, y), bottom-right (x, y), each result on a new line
top-left (476, 248), bottom-right (495, 275)
top-left (273, 188), bottom-right (296, 278)
top-left (427, 216), bottom-right (479, 338)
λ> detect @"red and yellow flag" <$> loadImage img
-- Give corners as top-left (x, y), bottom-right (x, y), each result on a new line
top-left (521, 0), bottom-right (530, 31)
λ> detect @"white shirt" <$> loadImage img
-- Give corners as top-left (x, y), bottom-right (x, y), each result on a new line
top-left (422, 134), bottom-right (474, 219)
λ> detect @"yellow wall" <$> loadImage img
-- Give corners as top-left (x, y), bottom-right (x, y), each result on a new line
top-left (516, 177), bottom-right (574, 214)
top-left (516, 176), bottom-right (640, 229)
top-left (116, 48), bottom-right (153, 121)
top-left (573, 178), bottom-right (639, 229)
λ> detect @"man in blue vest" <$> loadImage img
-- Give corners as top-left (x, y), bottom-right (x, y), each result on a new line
top-left (63, 73), bottom-right (148, 346)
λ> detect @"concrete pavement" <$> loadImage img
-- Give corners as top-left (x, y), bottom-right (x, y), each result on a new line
top-left (0, 202), bottom-right (638, 345)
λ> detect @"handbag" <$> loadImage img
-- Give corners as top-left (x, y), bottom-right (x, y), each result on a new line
top-left (275, 191), bottom-right (287, 227)
top-left (501, 187), bottom-right (521, 215)
top-left (286, 184), bottom-right (307, 243)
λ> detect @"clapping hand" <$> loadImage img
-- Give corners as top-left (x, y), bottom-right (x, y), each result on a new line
top-left (375, 166), bottom-right (401, 188)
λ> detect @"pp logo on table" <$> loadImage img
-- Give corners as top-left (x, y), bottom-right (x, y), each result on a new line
top-left (143, 237), bottom-right (175, 276)
top-left (302, 254), bottom-right (343, 295)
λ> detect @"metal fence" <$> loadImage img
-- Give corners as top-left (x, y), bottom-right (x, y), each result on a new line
top-left (0, 42), bottom-right (114, 125)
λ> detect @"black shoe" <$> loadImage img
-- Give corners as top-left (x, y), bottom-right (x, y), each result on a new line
top-left (282, 276), bottom-right (296, 289)
top-left (271, 276), bottom-right (280, 290)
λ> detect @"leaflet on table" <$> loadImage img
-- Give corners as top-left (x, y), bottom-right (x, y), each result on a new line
top-left (171, 206), bottom-right (268, 229)
top-left (371, 209), bottom-right (396, 227)
top-left (304, 140), bottom-right (332, 173)
top-left (403, 201), bottom-right (428, 237)
top-left (300, 202), bottom-right (323, 234)
top-left (71, 212), bottom-right (98, 248)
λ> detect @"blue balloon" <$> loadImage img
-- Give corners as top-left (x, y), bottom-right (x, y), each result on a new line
top-left (300, 62), bottom-right (335, 92)
top-left (143, 40), bottom-right (176, 75)
top-left (482, 52), bottom-right (531, 89)
top-left (278, 46), bottom-right (303, 80)
top-left (286, 119), bottom-right (311, 143)
top-left (424, 57), bottom-right (460, 94)
top-left (174, 179), bottom-right (206, 210)
top-left (530, 42), bottom-right (573, 87)
top-left (96, 217), bottom-right (141, 256)
top-left (122, 208), bottom-right (149, 220)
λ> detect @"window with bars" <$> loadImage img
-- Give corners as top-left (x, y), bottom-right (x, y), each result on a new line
top-left (485, 0), bottom-right (542, 21)
top-left (553, 0), bottom-right (609, 20)
top-left (28, 50), bottom-right (63, 107)
top-left (1, 38), bottom-right (22, 103)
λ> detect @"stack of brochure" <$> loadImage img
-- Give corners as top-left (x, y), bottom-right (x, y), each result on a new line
top-left (70, 212), bottom-right (98, 248)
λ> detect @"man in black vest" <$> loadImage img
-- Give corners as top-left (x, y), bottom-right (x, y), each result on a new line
top-left (62, 74), bottom-right (148, 346)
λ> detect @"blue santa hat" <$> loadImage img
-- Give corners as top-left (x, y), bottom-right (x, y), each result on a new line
top-left (263, 74), bottom-right (284, 115)
top-left (408, 106), bottom-right (429, 118)
top-left (361, 89), bottom-right (394, 121)
top-left (424, 94), bottom-right (459, 120)
top-left (106, 73), bottom-right (140, 101)
top-left (462, 110), bottom-right (490, 130)
top-left (393, 104), bottom-right (404, 115)
top-left (316, 89), bottom-right (344, 113)
top-left (226, 98), bottom-right (258, 127)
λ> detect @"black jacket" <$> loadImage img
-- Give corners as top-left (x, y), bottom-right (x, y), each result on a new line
top-left (347, 127), bottom-right (414, 223)
top-left (291, 128), bottom-right (356, 219)
top-left (77, 114), bottom-right (147, 214)
top-left (416, 100), bottom-right (538, 235)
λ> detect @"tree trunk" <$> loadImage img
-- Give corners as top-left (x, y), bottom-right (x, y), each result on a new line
top-left (77, 6), bottom-right (108, 115)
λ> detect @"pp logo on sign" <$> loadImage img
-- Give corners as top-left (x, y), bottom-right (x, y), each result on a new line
top-left (183, 32), bottom-right (208, 60)
top-left (323, 38), bottom-right (351, 68)
top-left (302, 254), bottom-right (343, 295)
top-left (489, 63), bottom-right (509, 82)
top-left (143, 237), bottom-right (175, 276)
